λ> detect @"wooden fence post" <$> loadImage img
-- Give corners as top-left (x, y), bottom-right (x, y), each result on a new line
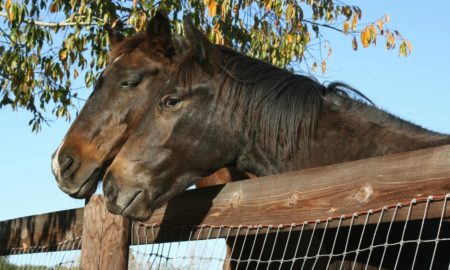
top-left (80, 195), bottom-right (130, 270)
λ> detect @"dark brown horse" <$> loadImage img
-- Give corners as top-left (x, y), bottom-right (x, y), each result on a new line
top-left (52, 13), bottom-right (449, 269)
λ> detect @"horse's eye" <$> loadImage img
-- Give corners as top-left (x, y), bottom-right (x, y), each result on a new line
top-left (119, 74), bottom-right (142, 89)
top-left (120, 79), bottom-right (140, 89)
top-left (161, 96), bottom-right (181, 108)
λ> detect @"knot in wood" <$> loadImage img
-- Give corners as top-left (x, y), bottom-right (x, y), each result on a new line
top-left (288, 193), bottom-right (299, 207)
top-left (231, 192), bottom-right (241, 208)
top-left (354, 184), bottom-right (373, 203)
top-left (20, 227), bottom-right (29, 241)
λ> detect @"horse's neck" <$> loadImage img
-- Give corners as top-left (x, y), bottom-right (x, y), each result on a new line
top-left (307, 97), bottom-right (450, 168)
top-left (236, 94), bottom-right (450, 176)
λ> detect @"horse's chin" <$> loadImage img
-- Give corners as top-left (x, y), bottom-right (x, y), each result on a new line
top-left (111, 190), bottom-right (153, 221)
top-left (62, 168), bottom-right (102, 199)
top-left (115, 182), bottom-right (189, 221)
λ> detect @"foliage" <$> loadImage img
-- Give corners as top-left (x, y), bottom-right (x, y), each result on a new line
top-left (0, 0), bottom-right (412, 131)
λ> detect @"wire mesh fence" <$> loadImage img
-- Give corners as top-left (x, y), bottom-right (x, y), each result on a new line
top-left (0, 194), bottom-right (448, 270)
top-left (128, 194), bottom-right (450, 270)
top-left (0, 237), bottom-right (81, 270)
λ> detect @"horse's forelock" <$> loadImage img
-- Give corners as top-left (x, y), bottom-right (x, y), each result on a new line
top-left (109, 33), bottom-right (147, 61)
top-left (109, 33), bottom-right (191, 62)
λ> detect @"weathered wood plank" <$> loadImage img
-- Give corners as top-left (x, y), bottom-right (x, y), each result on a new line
top-left (0, 207), bottom-right (83, 255)
top-left (1, 145), bottom-right (450, 251)
top-left (143, 144), bottom-right (450, 228)
top-left (80, 195), bottom-right (130, 270)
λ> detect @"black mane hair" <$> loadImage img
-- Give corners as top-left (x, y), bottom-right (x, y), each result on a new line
top-left (208, 46), bottom-right (371, 156)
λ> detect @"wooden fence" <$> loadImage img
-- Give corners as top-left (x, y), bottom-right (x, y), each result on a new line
top-left (1, 145), bottom-right (450, 269)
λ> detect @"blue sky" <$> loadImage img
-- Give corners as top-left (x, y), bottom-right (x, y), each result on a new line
top-left (1, 1), bottom-right (450, 221)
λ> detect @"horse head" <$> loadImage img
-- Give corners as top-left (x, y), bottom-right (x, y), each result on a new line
top-left (101, 16), bottom-right (243, 220)
top-left (52, 13), bottom-right (187, 198)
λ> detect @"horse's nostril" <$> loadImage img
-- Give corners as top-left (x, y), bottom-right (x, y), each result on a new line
top-left (60, 156), bottom-right (74, 173)
top-left (103, 174), bottom-right (118, 202)
top-left (57, 153), bottom-right (79, 179)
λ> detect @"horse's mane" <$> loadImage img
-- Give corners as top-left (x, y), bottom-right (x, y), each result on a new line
top-left (217, 47), bottom-right (325, 156)
top-left (177, 45), bottom-right (372, 157)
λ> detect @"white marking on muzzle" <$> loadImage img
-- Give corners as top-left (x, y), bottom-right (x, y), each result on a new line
top-left (51, 137), bottom-right (66, 178)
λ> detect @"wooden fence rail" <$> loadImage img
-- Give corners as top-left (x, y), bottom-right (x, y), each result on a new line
top-left (1, 144), bottom-right (450, 269)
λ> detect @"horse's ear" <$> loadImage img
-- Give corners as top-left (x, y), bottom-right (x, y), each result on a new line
top-left (183, 14), bottom-right (219, 68)
top-left (146, 12), bottom-right (172, 52)
top-left (105, 25), bottom-right (124, 48)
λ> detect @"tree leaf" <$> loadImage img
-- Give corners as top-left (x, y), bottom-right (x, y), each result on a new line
top-left (7, 2), bottom-right (15, 22)
top-left (405, 40), bottom-right (413, 53)
top-left (50, 1), bottom-right (59, 13)
top-left (351, 14), bottom-right (358, 30)
top-left (360, 28), bottom-right (369, 48)
top-left (265, 0), bottom-right (272, 11)
top-left (59, 49), bottom-right (67, 60)
top-left (205, 0), bottom-right (217, 17)
top-left (343, 21), bottom-right (349, 34)
top-left (376, 19), bottom-right (383, 31)
top-left (287, 34), bottom-right (293, 43)
top-left (286, 4), bottom-right (294, 21)
top-left (5, 0), bottom-right (12, 11)
top-left (321, 60), bottom-right (326, 74)
top-left (352, 36), bottom-right (358, 50)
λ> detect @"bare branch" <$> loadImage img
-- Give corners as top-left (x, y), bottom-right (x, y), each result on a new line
top-left (302, 19), bottom-right (351, 34)
top-left (0, 12), bottom-right (104, 27)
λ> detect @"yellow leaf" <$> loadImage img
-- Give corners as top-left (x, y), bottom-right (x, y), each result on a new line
top-left (343, 21), bottom-right (349, 34)
top-left (205, 0), bottom-right (217, 17)
top-left (376, 19), bottom-right (383, 31)
top-left (59, 50), bottom-right (67, 60)
top-left (8, 7), bottom-right (14, 22)
top-left (360, 27), bottom-right (370, 48)
top-left (352, 37), bottom-right (358, 50)
top-left (312, 62), bottom-right (317, 72)
top-left (305, 32), bottom-right (310, 43)
top-left (79, 1), bottom-right (86, 14)
top-left (370, 25), bottom-right (377, 45)
top-left (286, 4), bottom-right (294, 21)
top-left (399, 41), bottom-right (407, 57)
top-left (351, 14), bottom-right (358, 31)
top-left (405, 40), bottom-right (413, 53)
top-left (321, 60), bottom-right (326, 74)
top-left (265, 0), bottom-right (272, 11)
top-left (385, 31), bottom-right (396, 49)
top-left (287, 34), bottom-right (293, 43)
top-left (5, 0), bottom-right (12, 11)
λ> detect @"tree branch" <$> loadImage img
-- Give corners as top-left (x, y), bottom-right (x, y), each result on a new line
top-left (0, 12), bottom-right (103, 27)
top-left (302, 19), bottom-right (352, 34)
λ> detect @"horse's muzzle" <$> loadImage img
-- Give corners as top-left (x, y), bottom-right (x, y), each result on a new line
top-left (52, 149), bottom-right (101, 198)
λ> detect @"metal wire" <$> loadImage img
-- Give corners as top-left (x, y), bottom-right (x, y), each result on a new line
top-left (0, 237), bottom-right (81, 269)
top-left (127, 194), bottom-right (450, 270)
top-left (1, 195), bottom-right (448, 270)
